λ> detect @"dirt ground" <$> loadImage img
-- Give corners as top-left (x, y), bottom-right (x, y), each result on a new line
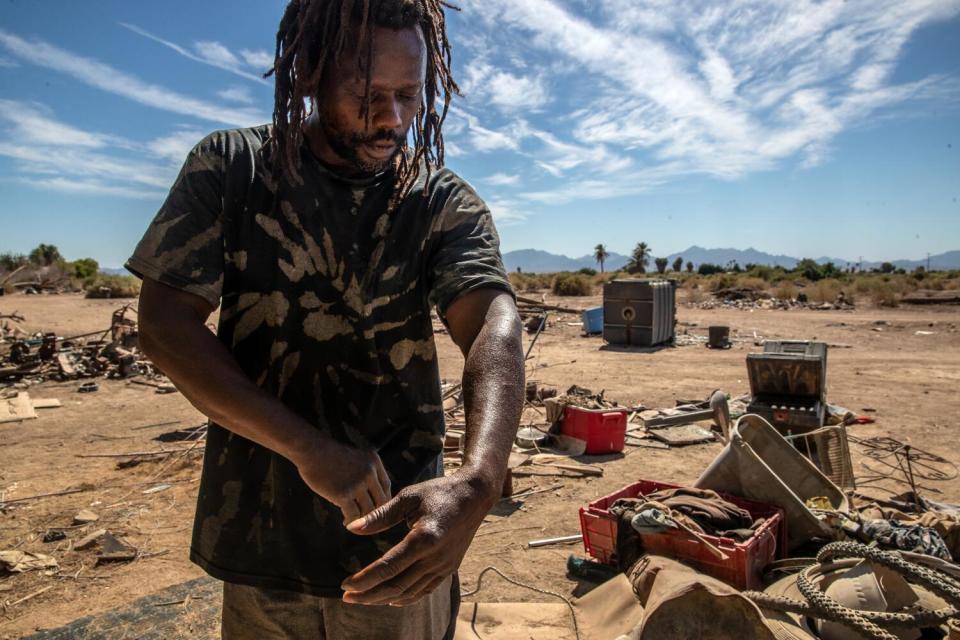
top-left (1, 292), bottom-right (958, 638)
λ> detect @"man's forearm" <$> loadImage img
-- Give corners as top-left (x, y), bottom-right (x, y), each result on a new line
top-left (139, 299), bottom-right (318, 464)
top-left (456, 299), bottom-right (524, 496)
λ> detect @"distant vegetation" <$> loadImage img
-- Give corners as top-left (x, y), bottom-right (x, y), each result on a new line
top-left (0, 244), bottom-right (139, 298)
top-left (510, 243), bottom-right (960, 305)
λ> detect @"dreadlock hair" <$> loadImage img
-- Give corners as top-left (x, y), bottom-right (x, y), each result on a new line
top-left (266, 0), bottom-right (460, 205)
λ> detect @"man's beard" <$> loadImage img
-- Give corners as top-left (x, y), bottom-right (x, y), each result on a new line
top-left (319, 115), bottom-right (405, 176)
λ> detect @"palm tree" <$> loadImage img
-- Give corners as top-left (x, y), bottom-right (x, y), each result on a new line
top-left (593, 244), bottom-right (609, 273)
top-left (655, 257), bottom-right (668, 274)
top-left (672, 256), bottom-right (683, 273)
top-left (628, 242), bottom-right (651, 274)
top-left (686, 261), bottom-right (694, 273)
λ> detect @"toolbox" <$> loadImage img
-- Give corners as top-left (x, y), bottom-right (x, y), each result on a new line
top-left (746, 341), bottom-right (827, 431)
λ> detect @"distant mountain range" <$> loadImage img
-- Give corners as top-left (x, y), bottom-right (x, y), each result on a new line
top-left (502, 246), bottom-right (960, 273)
top-left (102, 246), bottom-right (959, 277)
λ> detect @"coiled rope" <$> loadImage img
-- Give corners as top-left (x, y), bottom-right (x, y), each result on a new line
top-left (745, 541), bottom-right (960, 639)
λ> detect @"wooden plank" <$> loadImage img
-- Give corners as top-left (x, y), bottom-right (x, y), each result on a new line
top-left (0, 392), bottom-right (37, 424)
top-left (32, 398), bottom-right (63, 409)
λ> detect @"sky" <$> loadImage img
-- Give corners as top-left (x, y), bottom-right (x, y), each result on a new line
top-left (1, 0), bottom-right (959, 268)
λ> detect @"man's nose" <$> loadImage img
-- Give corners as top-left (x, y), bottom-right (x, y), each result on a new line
top-left (372, 96), bottom-right (403, 130)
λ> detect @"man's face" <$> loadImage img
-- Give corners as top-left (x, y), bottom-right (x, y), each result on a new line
top-left (313, 25), bottom-right (426, 175)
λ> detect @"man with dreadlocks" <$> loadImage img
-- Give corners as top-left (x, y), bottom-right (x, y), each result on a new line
top-left (126, 1), bottom-right (523, 637)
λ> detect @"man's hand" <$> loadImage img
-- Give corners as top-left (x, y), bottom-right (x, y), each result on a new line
top-left (340, 471), bottom-right (497, 606)
top-left (292, 437), bottom-right (392, 525)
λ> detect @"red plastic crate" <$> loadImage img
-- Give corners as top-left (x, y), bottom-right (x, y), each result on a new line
top-left (561, 406), bottom-right (627, 454)
top-left (578, 480), bottom-right (786, 590)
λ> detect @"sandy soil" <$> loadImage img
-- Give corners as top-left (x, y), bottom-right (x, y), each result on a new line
top-left (1, 292), bottom-right (958, 638)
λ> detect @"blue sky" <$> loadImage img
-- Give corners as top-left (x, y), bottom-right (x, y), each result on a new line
top-left (1, 0), bottom-right (959, 267)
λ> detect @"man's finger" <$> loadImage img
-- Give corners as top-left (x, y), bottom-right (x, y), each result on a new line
top-left (375, 456), bottom-right (392, 498)
top-left (366, 475), bottom-right (389, 508)
top-left (387, 572), bottom-right (443, 607)
top-left (341, 530), bottom-right (427, 592)
top-left (343, 564), bottom-right (427, 605)
top-left (346, 490), bottom-right (413, 535)
top-left (354, 491), bottom-right (375, 518)
top-left (341, 501), bottom-right (362, 526)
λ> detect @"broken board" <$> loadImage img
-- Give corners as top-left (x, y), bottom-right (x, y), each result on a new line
top-left (0, 392), bottom-right (37, 423)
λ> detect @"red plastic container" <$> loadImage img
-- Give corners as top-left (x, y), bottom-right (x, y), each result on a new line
top-left (578, 479), bottom-right (786, 590)
top-left (561, 406), bottom-right (627, 454)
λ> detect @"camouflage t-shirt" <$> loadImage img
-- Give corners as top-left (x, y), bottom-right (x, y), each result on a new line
top-left (125, 125), bottom-right (512, 596)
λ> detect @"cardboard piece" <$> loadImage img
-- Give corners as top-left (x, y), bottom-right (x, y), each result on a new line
top-left (0, 392), bottom-right (37, 423)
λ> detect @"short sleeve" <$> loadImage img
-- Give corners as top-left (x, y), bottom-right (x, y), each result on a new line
top-left (426, 173), bottom-right (515, 319)
top-left (124, 133), bottom-right (225, 308)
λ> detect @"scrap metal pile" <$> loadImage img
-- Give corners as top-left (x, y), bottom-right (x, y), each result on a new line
top-left (0, 305), bottom-right (164, 386)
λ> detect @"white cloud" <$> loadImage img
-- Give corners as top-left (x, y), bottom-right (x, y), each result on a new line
top-left (453, 0), bottom-right (960, 207)
top-left (0, 56), bottom-right (18, 68)
top-left (485, 197), bottom-right (527, 224)
top-left (119, 23), bottom-right (268, 84)
top-left (240, 49), bottom-right (275, 70)
top-left (483, 172), bottom-right (519, 186)
top-left (0, 28), bottom-right (267, 126)
top-left (146, 129), bottom-right (207, 164)
top-left (194, 41), bottom-right (240, 68)
top-left (0, 99), bottom-right (110, 147)
top-left (462, 61), bottom-right (549, 110)
top-left (0, 100), bottom-right (204, 201)
top-left (218, 85), bottom-right (254, 104)
top-left (18, 177), bottom-right (165, 200)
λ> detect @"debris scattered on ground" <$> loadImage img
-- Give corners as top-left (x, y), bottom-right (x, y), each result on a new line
top-left (96, 532), bottom-right (138, 563)
top-left (0, 550), bottom-right (59, 573)
top-left (73, 528), bottom-right (108, 551)
top-left (686, 289), bottom-right (856, 311)
top-left (0, 391), bottom-right (37, 423)
top-left (0, 305), bottom-right (172, 391)
top-left (73, 509), bottom-right (100, 525)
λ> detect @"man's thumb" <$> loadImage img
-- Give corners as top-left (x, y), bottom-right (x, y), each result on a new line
top-left (347, 493), bottom-right (409, 535)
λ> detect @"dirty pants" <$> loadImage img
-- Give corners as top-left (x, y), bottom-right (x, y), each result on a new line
top-left (221, 575), bottom-right (458, 640)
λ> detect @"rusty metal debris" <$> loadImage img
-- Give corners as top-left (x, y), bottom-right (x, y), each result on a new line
top-left (0, 305), bottom-right (169, 388)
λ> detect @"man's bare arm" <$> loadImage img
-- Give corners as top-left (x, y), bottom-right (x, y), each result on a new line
top-left (341, 288), bottom-right (523, 605)
top-left (138, 278), bottom-right (391, 522)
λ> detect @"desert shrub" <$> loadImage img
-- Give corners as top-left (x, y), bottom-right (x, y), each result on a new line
top-left (551, 273), bottom-right (593, 296)
top-left (84, 274), bottom-right (141, 298)
top-left (738, 276), bottom-right (768, 291)
top-left (577, 267), bottom-right (597, 276)
top-left (708, 274), bottom-right (738, 291)
top-left (774, 281), bottom-right (798, 300)
top-left (69, 258), bottom-right (99, 280)
top-left (746, 265), bottom-right (775, 281)
top-left (698, 263), bottom-right (724, 275)
top-left (0, 253), bottom-right (29, 272)
top-left (870, 282), bottom-right (899, 307)
top-left (686, 286), bottom-right (705, 303)
top-left (809, 279), bottom-right (842, 304)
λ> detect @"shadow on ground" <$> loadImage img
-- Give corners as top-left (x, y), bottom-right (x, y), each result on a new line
top-left (25, 577), bottom-right (221, 640)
